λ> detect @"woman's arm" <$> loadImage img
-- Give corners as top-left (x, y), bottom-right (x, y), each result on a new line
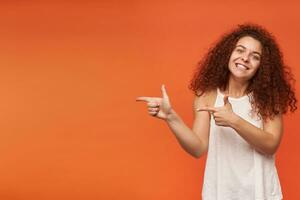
top-left (166, 92), bottom-right (213, 158)
top-left (165, 108), bottom-right (208, 158)
top-left (230, 114), bottom-right (283, 155)
top-left (198, 95), bottom-right (283, 155)
top-left (136, 85), bottom-right (213, 158)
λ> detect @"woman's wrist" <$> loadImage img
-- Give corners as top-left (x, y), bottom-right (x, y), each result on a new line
top-left (229, 113), bottom-right (241, 129)
top-left (165, 109), bottom-right (179, 123)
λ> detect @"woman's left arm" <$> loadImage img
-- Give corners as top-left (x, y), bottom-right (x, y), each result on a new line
top-left (230, 113), bottom-right (283, 155)
top-left (197, 95), bottom-right (284, 155)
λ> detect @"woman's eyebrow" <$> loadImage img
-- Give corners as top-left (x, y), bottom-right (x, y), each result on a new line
top-left (236, 44), bottom-right (262, 56)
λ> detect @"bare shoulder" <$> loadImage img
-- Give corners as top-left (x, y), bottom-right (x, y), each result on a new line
top-left (193, 89), bottom-right (217, 110)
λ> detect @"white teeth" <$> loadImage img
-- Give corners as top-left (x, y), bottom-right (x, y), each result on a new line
top-left (236, 63), bottom-right (248, 70)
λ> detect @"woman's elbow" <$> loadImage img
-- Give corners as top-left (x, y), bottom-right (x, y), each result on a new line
top-left (193, 148), bottom-right (207, 159)
top-left (259, 144), bottom-right (280, 156)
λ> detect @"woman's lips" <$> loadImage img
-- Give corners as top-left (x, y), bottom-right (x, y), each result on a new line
top-left (235, 63), bottom-right (249, 70)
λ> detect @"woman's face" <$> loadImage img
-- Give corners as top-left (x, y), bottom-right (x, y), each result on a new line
top-left (228, 36), bottom-right (262, 82)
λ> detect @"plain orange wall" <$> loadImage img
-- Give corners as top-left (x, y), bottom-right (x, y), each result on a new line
top-left (0, 1), bottom-right (299, 199)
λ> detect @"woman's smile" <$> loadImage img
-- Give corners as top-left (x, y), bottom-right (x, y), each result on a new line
top-left (235, 63), bottom-right (249, 70)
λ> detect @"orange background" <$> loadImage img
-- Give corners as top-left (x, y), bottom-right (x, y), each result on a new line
top-left (1, 1), bottom-right (299, 199)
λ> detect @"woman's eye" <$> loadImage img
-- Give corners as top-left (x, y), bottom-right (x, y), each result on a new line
top-left (252, 55), bottom-right (261, 61)
top-left (236, 48), bottom-right (243, 53)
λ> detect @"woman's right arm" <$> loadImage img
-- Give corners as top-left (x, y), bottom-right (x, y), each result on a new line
top-left (165, 93), bottom-right (211, 158)
top-left (136, 85), bottom-right (212, 158)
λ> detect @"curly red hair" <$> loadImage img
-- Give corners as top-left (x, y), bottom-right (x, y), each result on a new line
top-left (189, 23), bottom-right (297, 120)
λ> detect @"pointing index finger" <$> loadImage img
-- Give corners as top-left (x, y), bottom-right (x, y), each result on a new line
top-left (136, 97), bottom-right (151, 102)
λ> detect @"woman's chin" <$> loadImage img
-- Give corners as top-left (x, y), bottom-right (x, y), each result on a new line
top-left (229, 73), bottom-right (251, 82)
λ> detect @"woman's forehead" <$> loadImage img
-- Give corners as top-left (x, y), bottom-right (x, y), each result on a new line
top-left (236, 36), bottom-right (262, 52)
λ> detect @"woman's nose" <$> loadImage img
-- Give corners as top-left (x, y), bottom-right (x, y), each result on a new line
top-left (241, 53), bottom-right (250, 62)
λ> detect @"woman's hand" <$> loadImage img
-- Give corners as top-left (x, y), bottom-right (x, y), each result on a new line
top-left (136, 85), bottom-right (173, 120)
top-left (197, 95), bottom-right (238, 127)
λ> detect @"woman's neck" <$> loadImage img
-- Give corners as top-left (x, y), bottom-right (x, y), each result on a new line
top-left (224, 77), bottom-right (249, 98)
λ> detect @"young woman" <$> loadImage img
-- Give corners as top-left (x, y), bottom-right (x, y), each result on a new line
top-left (136, 24), bottom-right (297, 199)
